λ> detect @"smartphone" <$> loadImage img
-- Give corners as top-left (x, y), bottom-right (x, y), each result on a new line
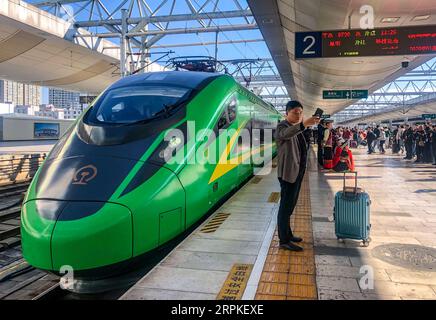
top-left (313, 108), bottom-right (324, 118)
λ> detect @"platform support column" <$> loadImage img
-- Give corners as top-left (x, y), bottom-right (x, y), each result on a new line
top-left (215, 31), bottom-right (219, 70)
top-left (140, 31), bottom-right (151, 73)
top-left (120, 9), bottom-right (128, 77)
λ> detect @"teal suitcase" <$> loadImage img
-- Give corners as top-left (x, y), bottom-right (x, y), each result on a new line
top-left (334, 172), bottom-right (371, 246)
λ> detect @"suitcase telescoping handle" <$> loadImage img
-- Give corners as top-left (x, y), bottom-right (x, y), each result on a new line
top-left (343, 171), bottom-right (358, 194)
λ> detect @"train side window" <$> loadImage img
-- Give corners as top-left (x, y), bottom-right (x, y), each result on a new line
top-left (216, 95), bottom-right (237, 131)
top-left (227, 98), bottom-right (237, 124)
top-left (217, 108), bottom-right (229, 130)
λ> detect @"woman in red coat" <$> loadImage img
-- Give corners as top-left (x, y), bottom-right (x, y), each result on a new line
top-left (333, 139), bottom-right (355, 172)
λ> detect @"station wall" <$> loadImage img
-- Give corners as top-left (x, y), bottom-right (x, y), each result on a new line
top-left (0, 115), bottom-right (74, 141)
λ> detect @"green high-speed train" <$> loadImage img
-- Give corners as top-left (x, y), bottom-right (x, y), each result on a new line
top-left (21, 71), bottom-right (281, 278)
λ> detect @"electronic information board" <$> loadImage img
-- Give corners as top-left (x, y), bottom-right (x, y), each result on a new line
top-left (296, 25), bottom-right (436, 59)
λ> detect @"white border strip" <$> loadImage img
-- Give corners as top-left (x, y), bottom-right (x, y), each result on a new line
top-left (241, 206), bottom-right (278, 300)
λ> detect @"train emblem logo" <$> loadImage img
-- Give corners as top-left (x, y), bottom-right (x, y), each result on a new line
top-left (72, 165), bottom-right (98, 185)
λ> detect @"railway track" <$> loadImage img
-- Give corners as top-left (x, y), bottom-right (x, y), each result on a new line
top-left (0, 182), bottom-right (153, 300)
top-left (0, 181), bottom-right (31, 197)
top-left (0, 182), bottom-right (27, 252)
top-left (0, 259), bottom-right (63, 300)
top-left (0, 258), bottom-right (144, 300)
top-left (0, 181), bottom-right (136, 300)
top-left (0, 172), bottom-right (257, 300)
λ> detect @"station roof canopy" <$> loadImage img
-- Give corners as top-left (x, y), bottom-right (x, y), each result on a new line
top-left (248, 0), bottom-right (436, 116)
top-left (2, 0), bottom-right (289, 106)
top-left (338, 93), bottom-right (436, 125)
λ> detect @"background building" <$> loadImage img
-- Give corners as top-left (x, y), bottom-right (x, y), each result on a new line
top-left (14, 105), bottom-right (40, 116)
top-left (0, 80), bottom-right (41, 106)
top-left (49, 88), bottom-right (80, 109)
top-left (0, 103), bottom-right (15, 115)
top-left (35, 104), bottom-right (65, 120)
top-left (80, 94), bottom-right (97, 106)
top-left (63, 107), bottom-right (83, 120)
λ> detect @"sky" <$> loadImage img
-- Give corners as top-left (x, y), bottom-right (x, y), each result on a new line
top-left (25, 0), bottom-right (274, 103)
top-left (29, 0), bottom-right (435, 108)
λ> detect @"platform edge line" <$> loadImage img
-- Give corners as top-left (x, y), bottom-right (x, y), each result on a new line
top-left (241, 207), bottom-right (278, 300)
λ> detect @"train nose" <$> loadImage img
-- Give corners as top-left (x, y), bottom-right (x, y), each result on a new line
top-left (21, 200), bottom-right (133, 274)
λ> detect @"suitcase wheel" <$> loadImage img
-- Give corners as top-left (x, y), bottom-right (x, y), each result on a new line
top-left (362, 239), bottom-right (371, 247)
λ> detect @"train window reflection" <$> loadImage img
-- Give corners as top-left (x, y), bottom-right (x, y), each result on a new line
top-left (217, 109), bottom-right (229, 130)
top-left (228, 98), bottom-right (237, 123)
top-left (88, 86), bottom-right (190, 125)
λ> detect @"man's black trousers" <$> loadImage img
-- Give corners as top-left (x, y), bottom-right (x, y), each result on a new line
top-left (277, 177), bottom-right (303, 245)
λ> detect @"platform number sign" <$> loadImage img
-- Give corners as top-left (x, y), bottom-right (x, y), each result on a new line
top-left (295, 32), bottom-right (322, 59)
top-left (295, 25), bottom-right (436, 60)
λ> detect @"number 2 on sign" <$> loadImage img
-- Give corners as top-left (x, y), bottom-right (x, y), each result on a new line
top-left (303, 36), bottom-right (316, 55)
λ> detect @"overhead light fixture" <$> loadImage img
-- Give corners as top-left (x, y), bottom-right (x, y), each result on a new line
top-left (412, 14), bottom-right (430, 21)
top-left (353, 60), bottom-right (364, 64)
top-left (381, 17), bottom-right (400, 23)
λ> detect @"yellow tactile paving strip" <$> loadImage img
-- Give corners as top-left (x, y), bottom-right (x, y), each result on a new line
top-left (251, 177), bottom-right (262, 184)
top-left (200, 212), bottom-right (231, 233)
top-left (268, 192), bottom-right (280, 203)
top-left (255, 174), bottom-right (318, 300)
top-left (216, 264), bottom-right (253, 300)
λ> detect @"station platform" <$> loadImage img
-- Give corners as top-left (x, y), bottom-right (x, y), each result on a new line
top-left (121, 147), bottom-right (436, 300)
top-left (311, 148), bottom-right (436, 300)
top-left (121, 162), bottom-right (281, 300)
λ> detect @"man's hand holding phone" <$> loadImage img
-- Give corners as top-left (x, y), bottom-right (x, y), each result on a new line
top-left (302, 108), bottom-right (323, 127)
top-left (313, 108), bottom-right (324, 118)
top-left (303, 116), bottom-right (321, 128)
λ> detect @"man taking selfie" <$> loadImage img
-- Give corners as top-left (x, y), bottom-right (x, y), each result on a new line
top-left (275, 101), bottom-right (320, 251)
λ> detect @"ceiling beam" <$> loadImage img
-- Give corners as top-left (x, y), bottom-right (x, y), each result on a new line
top-left (130, 39), bottom-right (263, 49)
top-left (33, 0), bottom-right (88, 6)
top-left (75, 9), bottom-right (253, 27)
top-left (75, 24), bottom-right (258, 38)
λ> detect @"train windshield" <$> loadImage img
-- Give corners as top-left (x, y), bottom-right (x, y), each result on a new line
top-left (86, 85), bottom-right (191, 125)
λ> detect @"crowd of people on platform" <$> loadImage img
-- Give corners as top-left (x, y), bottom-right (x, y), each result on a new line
top-left (391, 124), bottom-right (436, 164)
top-left (360, 123), bottom-right (436, 164)
top-left (312, 120), bottom-right (436, 168)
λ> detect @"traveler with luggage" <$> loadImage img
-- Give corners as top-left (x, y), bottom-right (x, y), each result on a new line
top-left (366, 128), bottom-right (376, 154)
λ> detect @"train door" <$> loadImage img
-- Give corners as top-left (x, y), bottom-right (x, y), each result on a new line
top-left (208, 94), bottom-right (239, 206)
top-left (234, 99), bottom-right (252, 183)
top-left (251, 114), bottom-right (265, 168)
